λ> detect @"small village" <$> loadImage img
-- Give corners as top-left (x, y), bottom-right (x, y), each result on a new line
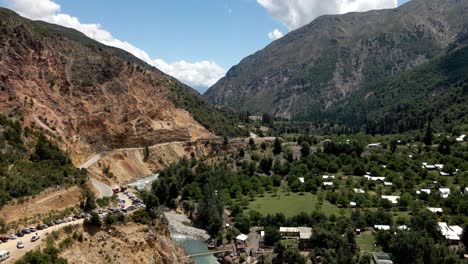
top-left (156, 130), bottom-right (468, 264)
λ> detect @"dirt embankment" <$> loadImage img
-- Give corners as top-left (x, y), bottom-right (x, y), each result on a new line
top-left (87, 140), bottom-right (225, 186)
top-left (0, 186), bottom-right (82, 224)
top-left (60, 222), bottom-right (188, 264)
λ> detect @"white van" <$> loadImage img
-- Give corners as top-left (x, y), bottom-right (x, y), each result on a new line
top-left (0, 251), bottom-right (10, 261)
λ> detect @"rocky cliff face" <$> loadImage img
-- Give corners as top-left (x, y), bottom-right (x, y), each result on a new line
top-left (58, 222), bottom-right (188, 264)
top-left (0, 8), bottom-right (215, 163)
top-left (204, 0), bottom-right (468, 120)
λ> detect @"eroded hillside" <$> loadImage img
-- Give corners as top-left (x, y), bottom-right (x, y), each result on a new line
top-left (0, 8), bottom-right (245, 165)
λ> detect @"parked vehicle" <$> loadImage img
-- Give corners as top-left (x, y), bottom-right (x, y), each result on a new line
top-left (8, 234), bottom-right (17, 240)
top-left (15, 232), bottom-right (24, 237)
top-left (0, 251), bottom-right (10, 261)
top-left (0, 237), bottom-right (8, 243)
top-left (112, 187), bottom-right (120, 193)
top-left (31, 235), bottom-right (40, 242)
top-left (16, 241), bottom-right (24, 249)
top-left (21, 229), bottom-right (31, 234)
top-left (29, 227), bottom-right (37, 232)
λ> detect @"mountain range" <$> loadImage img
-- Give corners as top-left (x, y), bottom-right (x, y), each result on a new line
top-left (205, 0), bottom-right (468, 126)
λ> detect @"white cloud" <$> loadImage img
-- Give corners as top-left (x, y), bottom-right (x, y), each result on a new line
top-left (257, 0), bottom-right (398, 30)
top-left (268, 28), bottom-right (284, 40)
top-left (4, 0), bottom-right (225, 90)
top-left (7, 0), bottom-right (59, 19)
top-left (153, 60), bottom-right (225, 90)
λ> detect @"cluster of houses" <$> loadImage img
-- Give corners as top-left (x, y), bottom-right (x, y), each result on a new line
top-left (372, 220), bottom-right (464, 245)
top-left (236, 226), bottom-right (313, 254)
top-left (321, 175), bottom-right (335, 187)
top-left (363, 172), bottom-right (393, 186)
top-left (415, 187), bottom-right (453, 198)
top-left (421, 162), bottom-right (452, 176)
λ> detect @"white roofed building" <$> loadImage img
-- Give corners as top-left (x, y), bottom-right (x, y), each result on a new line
top-left (354, 188), bottom-right (365, 194)
top-left (280, 227), bottom-right (299, 239)
top-left (439, 188), bottom-right (451, 198)
top-left (438, 222), bottom-right (463, 243)
top-left (427, 207), bottom-right (443, 214)
top-left (416, 189), bottom-right (431, 195)
top-left (374, 225), bottom-right (391, 231)
top-left (236, 234), bottom-right (249, 244)
top-left (381, 195), bottom-right (400, 204)
top-left (368, 143), bottom-right (382, 148)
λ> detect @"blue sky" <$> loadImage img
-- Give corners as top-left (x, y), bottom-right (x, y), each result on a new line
top-left (55, 0), bottom-right (280, 70)
top-left (1, 0), bottom-right (410, 92)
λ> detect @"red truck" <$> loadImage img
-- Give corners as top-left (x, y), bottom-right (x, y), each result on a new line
top-left (112, 186), bottom-right (127, 193)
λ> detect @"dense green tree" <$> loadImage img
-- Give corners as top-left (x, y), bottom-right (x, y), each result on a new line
top-left (259, 157), bottom-right (273, 175)
top-left (196, 180), bottom-right (224, 236)
top-left (282, 248), bottom-right (306, 264)
top-left (437, 137), bottom-right (452, 154)
top-left (390, 139), bottom-right (398, 154)
top-left (15, 246), bottom-right (67, 264)
top-left (389, 231), bottom-right (436, 264)
top-left (300, 142), bottom-right (311, 158)
top-left (239, 148), bottom-right (245, 158)
top-left (273, 138), bottom-right (282, 155)
top-left (423, 121), bottom-right (433, 147)
top-left (140, 189), bottom-right (160, 217)
top-left (249, 138), bottom-right (256, 150)
top-left (234, 214), bottom-right (251, 234)
top-left (85, 212), bottom-right (101, 228)
top-left (80, 187), bottom-right (96, 212)
top-left (262, 113), bottom-right (273, 125)
top-left (264, 226), bottom-right (282, 246)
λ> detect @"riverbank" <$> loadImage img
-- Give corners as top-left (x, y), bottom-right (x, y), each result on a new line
top-left (127, 173), bottom-right (159, 190)
top-left (164, 209), bottom-right (219, 264)
top-left (163, 210), bottom-right (210, 240)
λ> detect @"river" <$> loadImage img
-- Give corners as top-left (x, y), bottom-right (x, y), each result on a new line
top-left (128, 176), bottom-right (218, 263)
top-left (127, 173), bottom-right (159, 190)
top-left (171, 233), bottom-right (218, 264)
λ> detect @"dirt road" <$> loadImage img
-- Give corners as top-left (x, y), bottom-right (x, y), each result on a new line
top-left (78, 153), bottom-right (105, 169)
top-left (0, 219), bottom-right (84, 263)
top-left (91, 179), bottom-right (113, 198)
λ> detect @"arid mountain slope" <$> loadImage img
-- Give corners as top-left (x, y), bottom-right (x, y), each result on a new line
top-left (59, 222), bottom-right (186, 264)
top-left (205, 0), bottom-right (468, 120)
top-left (0, 8), bottom-right (240, 164)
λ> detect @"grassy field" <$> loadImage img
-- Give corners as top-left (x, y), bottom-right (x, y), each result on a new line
top-left (356, 232), bottom-right (381, 252)
top-left (247, 191), bottom-right (347, 217)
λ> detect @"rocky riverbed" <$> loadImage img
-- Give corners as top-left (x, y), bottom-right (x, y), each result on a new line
top-left (163, 210), bottom-right (210, 240)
